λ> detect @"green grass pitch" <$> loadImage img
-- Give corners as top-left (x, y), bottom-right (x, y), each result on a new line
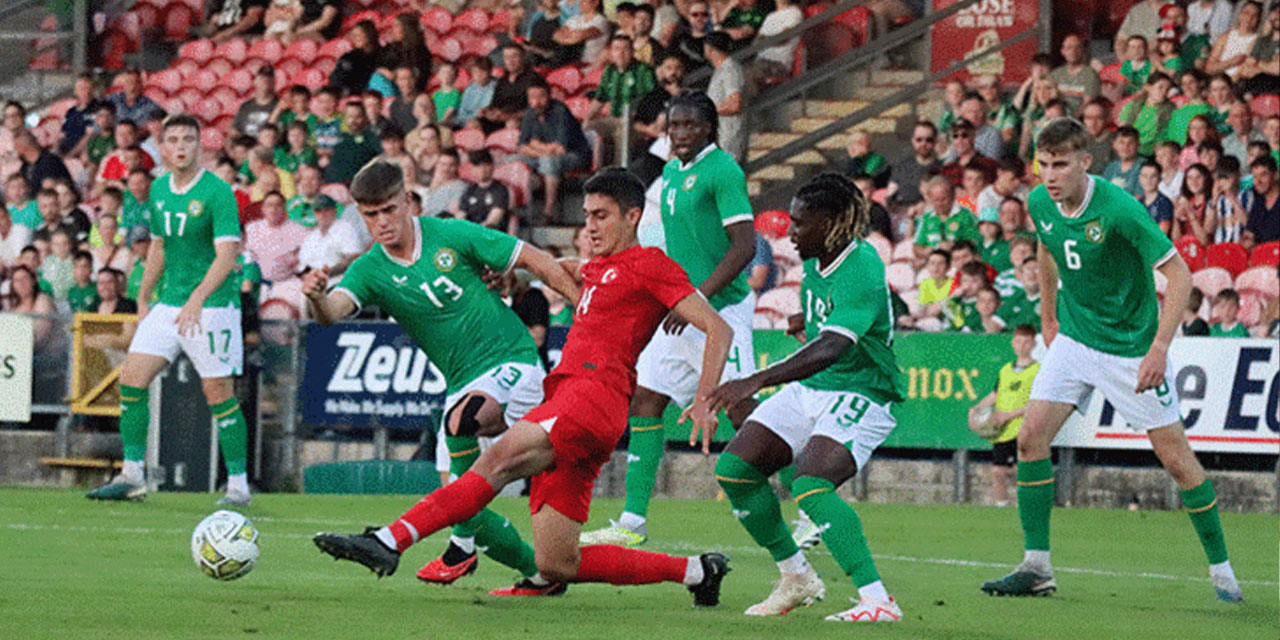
top-left (1, 488), bottom-right (1274, 639)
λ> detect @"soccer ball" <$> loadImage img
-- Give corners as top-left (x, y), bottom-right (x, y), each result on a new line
top-left (970, 406), bottom-right (1001, 439)
top-left (191, 510), bottom-right (259, 581)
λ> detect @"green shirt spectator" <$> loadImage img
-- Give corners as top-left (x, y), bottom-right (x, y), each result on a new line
top-left (591, 59), bottom-right (657, 118)
top-left (915, 204), bottom-right (980, 248)
top-left (1165, 101), bottom-right (1213, 144)
top-left (1209, 322), bottom-right (1250, 337)
top-left (66, 283), bottom-right (99, 313)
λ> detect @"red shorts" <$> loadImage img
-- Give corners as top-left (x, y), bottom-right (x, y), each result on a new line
top-left (522, 374), bottom-right (629, 523)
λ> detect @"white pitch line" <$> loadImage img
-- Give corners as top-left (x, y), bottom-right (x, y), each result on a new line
top-left (4, 521), bottom-right (1274, 588)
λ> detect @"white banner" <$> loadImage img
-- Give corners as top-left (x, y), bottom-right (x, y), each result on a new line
top-left (0, 313), bottom-right (32, 422)
top-left (1053, 338), bottom-right (1279, 454)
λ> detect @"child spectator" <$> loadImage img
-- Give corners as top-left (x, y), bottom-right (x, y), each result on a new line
top-left (957, 162), bottom-right (989, 215)
top-left (1174, 162), bottom-right (1214, 245)
top-left (310, 88), bottom-right (343, 154)
top-left (1140, 161), bottom-right (1175, 235)
top-left (996, 255), bottom-right (1041, 331)
top-left (1155, 140), bottom-right (1184, 199)
top-left (968, 324), bottom-right (1039, 506)
top-left (432, 64), bottom-right (462, 127)
top-left (1154, 28), bottom-right (1188, 75)
top-left (1210, 289), bottom-right (1250, 337)
top-left (994, 234), bottom-right (1035, 296)
top-left (40, 228), bottom-right (74, 299)
top-left (276, 121), bottom-right (318, 174)
top-left (456, 57), bottom-right (496, 127)
top-left (1178, 113), bottom-right (1220, 170)
top-left (937, 79), bottom-right (966, 136)
top-left (1116, 71), bottom-right (1174, 156)
top-left (977, 207), bottom-right (1011, 272)
top-left (255, 123), bottom-right (280, 156)
top-left (272, 85), bottom-right (316, 133)
top-left (452, 150), bottom-right (512, 232)
top-left (66, 250), bottom-right (99, 313)
top-left (83, 103), bottom-right (118, 167)
top-left (915, 249), bottom-right (953, 329)
top-left (1211, 156), bottom-right (1247, 243)
top-left (1103, 126), bottom-right (1145, 198)
top-left (1180, 286), bottom-right (1210, 335)
top-left (841, 129), bottom-right (890, 189)
top-left (974, 287), bottom-right (1005, 334)
top-left (1120, 35), bottom-right (1154, 94)
top-left (945, 261), bottom-right (990, 332)
top-left (5, 172), bottom-right (40, 229)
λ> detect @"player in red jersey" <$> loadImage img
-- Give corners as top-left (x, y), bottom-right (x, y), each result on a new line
top-left (313, 168), bottom-right (735, 604)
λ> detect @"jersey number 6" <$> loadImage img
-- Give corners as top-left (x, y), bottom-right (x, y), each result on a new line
top-left (1063, 240), bottom-right (1082, 270)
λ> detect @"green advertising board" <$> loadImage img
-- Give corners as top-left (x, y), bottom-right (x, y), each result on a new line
top-left (659, 330), bottom-right (1016, 451)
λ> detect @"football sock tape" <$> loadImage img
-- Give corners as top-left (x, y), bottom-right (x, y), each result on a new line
top-left (715, 452), bottom-right (801, 562)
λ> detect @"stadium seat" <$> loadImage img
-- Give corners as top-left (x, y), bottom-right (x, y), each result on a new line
top-left (210, 87), bottom-right (241, 114)
top-left (214, 38), bottom-right (248, 64)
top-left (453, 128), bottom-right (485, 152)
top-left (247, 37), bottom-right (284, 64)
top-left (1174, 234), bottom-right (1206, 272)
top-left (131, 2), bottom-right (160, 33)
top-left (1250, 94), bottom-right (1279, 120)
top-left (174, 59), bottom-right (199, 76)
top-left (318, 37), bottom-right (353, 59)
top-left (467, 35), bottom-right (497, 59)
top-left (291, 68), bottom-right (328, 92)
top-left (276, 58), bottom-right (304, 80)
top-left (757, 287), bottom-right (800, 316)
top-left (866, 233), bottom-right (891, 265)
top-left (184, 69), bottom-right (219, 93)
top-left (454, 8), bottom-right (490, 32)
top-left (142, 87), bottom-right (169, 106)
top-left (485, 127), bottom-right (520, 153)
top-left (430, 38), bottom-right (464, 62)
top-left (493, 161), bottom-right (530, 207)
top-left (283, 38), bottom-right (319, 64)
top-left (769, 236), bottom-right (800, 266)
top-left (1191, 266), bottom-right (1233, 300)
top-left (193, 98), bottom-right (222, 125)
top-left (99, 29), bottom-right (136, 70)
top-left (546, 66), bottom-right (582, 96)
top-left (162, 2), bottom-right (198, 41)
top-left (312, 57), bottom-right (337, 77)
top-left (489, 10), bottom-right (511, 33)
top-left (421, 6), bottom-right (453, 34)
top-left (1099, 62), bottom-right (1122, 86)
top-left (226, 69), bottom-right (254, 96)
top-left (1237, 289), bottom-right (1265, 327)
top-left (46, 98), bottom-right (76, 121)
top-left (1234, 266), bottom-right (1279, 297)
top-left (207, 58), bottom-right (234, 77)
top-left (200, 126), bottom-right (225, 152)
top-left (344, 9), bottom-right (382, 32)
top-left (146, 69), bottom-right (182, 95)
top-left (458, 161), bottom-right (478, 183)
top-left (832, 5), bottom-right (871, 45)
top-left (754, 209), bottom-right (790, 238)
top-left (176, 87), bottom-right (204, 111)
top-left (1249, 241), bottom-right (1279, 268)
top-left (212, 114), bottom-right (235, 132)
top-left (565, 95), bottom-right (592, 121)
top-left (891, 239), bottom-right (916, 263)
top-left (320, 183), bottom-right (350, 204)
top-left (582, 64), bottom-right (604, 89)
top-left (885, 261), bottom-right (914, 293)
top-left (1205, 242), bottom-right (1249, 276)
top-left (178, 39), bottom-right (215, 65)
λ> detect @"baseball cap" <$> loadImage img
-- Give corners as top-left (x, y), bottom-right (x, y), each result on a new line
top-left (978, 207), bottom-right (1000, 224)
top-left (313, 194), bottom-right (338, 211)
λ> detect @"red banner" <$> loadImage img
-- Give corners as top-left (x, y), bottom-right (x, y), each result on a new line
top-left (930, 0), bottom-right (1041, 84)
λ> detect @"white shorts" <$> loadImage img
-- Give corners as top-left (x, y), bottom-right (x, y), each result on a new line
top-left (635, 293), bottom-right (756, 408)
top-left (747, 382), bottom-right (897, 472)
top-left (1030, 333), bottom-right (1182, 431)
top-left (128, 303), bottom-right (243, 378)
top-left (434, 361), bottom-right (546, 473)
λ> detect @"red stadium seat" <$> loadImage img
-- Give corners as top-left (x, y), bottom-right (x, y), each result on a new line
top-left (1238, 290), bottom-right (1266, 327)
top-left (247, 37), bottom-right (284, 64)
top-left (1205, 242), bottom-right (1249, 276)
top-left (207, 58), bottom-right (234, 77)
top-left (318, 37), bottom-right (353, 59)
top-left (99, 29), bottom-right (136, 70)
top-left (291, 68), bottom-right (328, 92)
top-left (311, 57), bottom-right (337, 77)
top-left (46, 98), bottom-right (76, 120)
top-left (467, 35), bottom-right (497, 59)
top-left (283, 38), bottom-right (319, 64)
top-left (162, 2), bottom-right (198, 41)
top-left (454, 8), bottom-right (490, 32)
top-left (565, 95), bottom-right (592, 121)
top-left (1250, 94), bottom-right (1279, 121)
top-left (582, 64), bottom-right (604, 89)
top-left (176, 87), bottom-right (204, 111)
top-left (344, 9), bottom-right (382, 32)
top-left (184, 68), bottom-right (218, 93)
top-left (421, 6), bottom-right (453, 34)
top-left (226, 68), bottom-right (254, 96)
top-left (210, 87), bottom-right (241, 114)
top-left (276, 58), bottom-right (304, 80)
top-left (485, 127), bottom-right (520, 153)
top-left (546, 66), bottom-right (582, 96)
top-left (755, 209), bottom-right (790, 238)
top-left (132, 2), bottom-right (159, 32)
top-left (212, 114), bottom-right (235, 132)
top-left (454, 128), bottom-right (485, 151)
top-left (1235, 266), bottom-right (1279, 297)
top-left (1174, 234), bottom-right (1206, 272)
top-left (458, 161), bottom-right (478, 183)
top-left (430, 38), bottom-right (464, 62)
top-left (178, 39), bottom-right (214, 64)
top-left (214, 38), bottom-right (248, 64)
top-left (1099, 62), bottom-right (1122, 86)
top-left (143, 87), bottom-right (169, 106)
top-left (239, 58), bottom-right (269, 74)
top-left (193, 98), bottom-right (222, 124)
top-left (320, 183), bottom-right (350, 204)
top-left (1191, 266), bottom-right (1233, 300)
top-left (833, 5), bottom-right (870, 45)
top-left (174, 59), bottom-right (199, 76)
top-left (1250, 241), bottom-right (1280, 267)
top-left (489, 10), bottom-right (511, 33)
top-left (494, 161), bottom-right (530, 207)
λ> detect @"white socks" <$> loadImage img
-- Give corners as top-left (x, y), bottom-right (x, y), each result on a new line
top-left (450, 535), bottom-right (476, 554)
top-left (858, 580), bottom-right (891, 603)
top-left (1209, 560), bottom-right (1236, 582)
top-left (121, 460), bottom-right (144, 484)
top-left (372, 527), bottom-right (399, 551)
top-left (527, 573), bottom-right (551, 586)
top-left (1024, 550), bottom-right (1052, 572)
top-left (617, 512), bottom-right (646, 532)
top-left (227, 473), bottom-right (249, 495)
top-left (777, 551), bottom-right (811, 575)
top-left (683, 557), bottom-right (705, 586)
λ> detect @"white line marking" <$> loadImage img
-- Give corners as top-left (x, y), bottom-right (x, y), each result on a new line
top-left (4, 522), bottom-right (1274, 587)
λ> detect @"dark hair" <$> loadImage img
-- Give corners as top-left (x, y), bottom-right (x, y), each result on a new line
top-left (19, 244), bottom-right (38, 256)
top-left (611, 33), bottom-right (633, 45)
top-left (583, 167), bottom-right (646, 213)
top-left (996, 157), bottom-right (1024, 176)
top-left (117, 118), bottom-right (137, 131)
top-left (1013, 323), bottom-right (1036, 337)
top-left (232, 134), bottom-right (256, 148)
top-left (914, 120), bottom-right (939, 136)
top-left (1182, 163), bottom-right (1212, 198)
top-left (470, 56), bottom-right (493, 73)
top-left (353, 20), bottom-right (381, 52)
top-left (1215, 288), bottom-right (1240, 305)
top-left (978, 286), bottom-right (1001, 303)
top-left (262, 190), bottom-right (285, 204)
top-left (36, 188), bottom-right (57, 200)
top-left (527, 76), bottom-right (551, 93)
top-left (98, 266), bottom-right (124, 280)
top-left (964, 160), bottom-right (993, 183)
top-left (1247, 140), bottom-right (1272, 155)
top-left (1188, 286), bottom-right (1204, 310)
top-left (288, 84), bottom-right (311, 97)
top-left (1250, 155), bottom-right (1278, 175)
top-left (952, 119), bottom-right (975, 134)
top-left (704, 31), bottom-right (733, 54)
top-left (95, 102), bottom-right (116, 116)
top-left (102, 186), bottom-right (124, 202)
top-left (161, 113), bottom-right (200, 135)
top-left (4, 100), bottom-right (25, 117)
top-left (1114, 125), bottom-right (1140, 142)
top-left (952, 239), bottom-right (977, 255)
top-left (350, 160), bottom-right (405, 204)
top-left (959, 261), bottom-right (988, 281)
top-left (469, 148), bottom-right (493, 165)
top-left (1036, 117), bottom-right (1090, 153)
top-left (287, 120), bottom-right (309, 134)
top-left (667, 90), bottom-right (719, 145)
top-left (1031, 53), bottom-right (1054, 67)
top-left (257, 123), bottom-right (279, 137)
top-left (1127, 34), bottom-right (1148, 46)
top-left (380, 124), bottom-right (405, 141)
top-left (929, 248), bottom-right (951, 265)
top-left (1146, 71), bottom-right (1171, 86)
top-left (616, 2), bottom-right (637, 12)
top-left (72, 250), bottom-right (93, 264)
top-left (317, 87), bottom-right (339, 99)
top-left (792, 172), bottom-right (870, 252)
top-left (1215, 155), bottom-right (1241, 178)
top-left (635, 3), bottom-right (655, 18)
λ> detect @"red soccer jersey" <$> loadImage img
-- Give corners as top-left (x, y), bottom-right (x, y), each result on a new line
top-left (553, 245), bottom-right (697, 395)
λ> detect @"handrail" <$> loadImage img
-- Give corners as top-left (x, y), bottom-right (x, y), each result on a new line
top-left (744, 25), bottom-right (1043, 178)
top-left (0, 0), bottom-right (42, 22)
top-left (685, 0), bottom-right (872, 86)
top-left (744, 0), bottom-right (981, 121)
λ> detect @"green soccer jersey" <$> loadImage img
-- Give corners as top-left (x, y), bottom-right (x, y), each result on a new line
top-left (997, 288), bottom-right (1041, 331)
top-left (914, 205), bottom-right (979, 248)
top-left (945, 296), bottom-right (980, 332)
top-left (980, 238), bottom-right (1012, 272)
top-left (798, 239), bottom-right (905, 404)
top-left (1209, 323), bottom-right (1250, 338)
top-left (659, 145), bottom-right (753, 310)
top-left (287, 194), bottom-right (317, 227)
top-left (333, 217), bottom-right (540, 394)
top-left (66, 283), bottom-right (100, 313)
top-left (147, 169), bottom-right (242, 309)
top-left (1028, 176), bottom-right (1175, 357)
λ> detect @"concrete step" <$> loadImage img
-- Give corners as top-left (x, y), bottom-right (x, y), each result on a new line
top-left (529, 225), bottom-right (577, 250)
top-left (752, 164), bottom-right (794, 181)
top-left (870, 70), bottom-right (927, 85)
top-left (748, 148), bottom-right (827, 165)
top-left (747, 180), bottom-right (761, 196)
top-left (790, 115), bottom-right (898, 134)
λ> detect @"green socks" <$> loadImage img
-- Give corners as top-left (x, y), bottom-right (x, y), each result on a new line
top-left (715, 452), bottom-right (800, 562)
top-left (446, 435), bottom-right (484, 539)
top-left (1181, 480), bottom-right (1229, 565)
top-left (794, 475), bottom-right (880, 588)
top-left (1017, 458), bottom-right (1055, 552)
top-left (210, 398), bottom-right (248, 476)
top-left (119, 384), bottom-right (149, 463)
top-left (622, 417), bottom-right (665, 520)
top-left (470, 508), bottom-right (539, 577)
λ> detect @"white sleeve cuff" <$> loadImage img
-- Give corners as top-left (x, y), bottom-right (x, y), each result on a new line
top-left (722, 214), bottom-right (754, 227)
top-left (1153, 246), bottom-right (1177, 269)
top-left (504, 240), bottom-right (524, 274)
top-left (213, 235), bottom-right (242, 245)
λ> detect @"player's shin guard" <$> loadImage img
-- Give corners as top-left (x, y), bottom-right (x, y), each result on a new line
top-left (622, 417), bottom-right (664, 519)
top-left (794, 476), bottom-right (881, 588)
top-left (716, 452), bottom-right (801, 562)
top-left (472, 508), bottom-right (539, 577)
top-left (1181, 480), bottom-right (1229, 565)
top-left (1016, 458), bottom-right (1054, 552)
top-left (120, 385), bottom-right (149, 464)
top-left (387, 471), bottom-right (497, 552)
top-left (211, 398), bottom-right (248, 475)
top-left (573, 545), bottom-right (688, 585)
top-left (446, 435), bottom-right (483, 539)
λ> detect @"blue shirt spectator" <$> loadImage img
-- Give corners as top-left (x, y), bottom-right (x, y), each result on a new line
top-left (747, 233), bottom-right (777, 293)
top-left (1145, 192), bottom-right (1173, 227)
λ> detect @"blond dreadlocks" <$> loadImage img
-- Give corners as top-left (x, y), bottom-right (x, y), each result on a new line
top-left (793, 172), bottom-right (870, 253)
